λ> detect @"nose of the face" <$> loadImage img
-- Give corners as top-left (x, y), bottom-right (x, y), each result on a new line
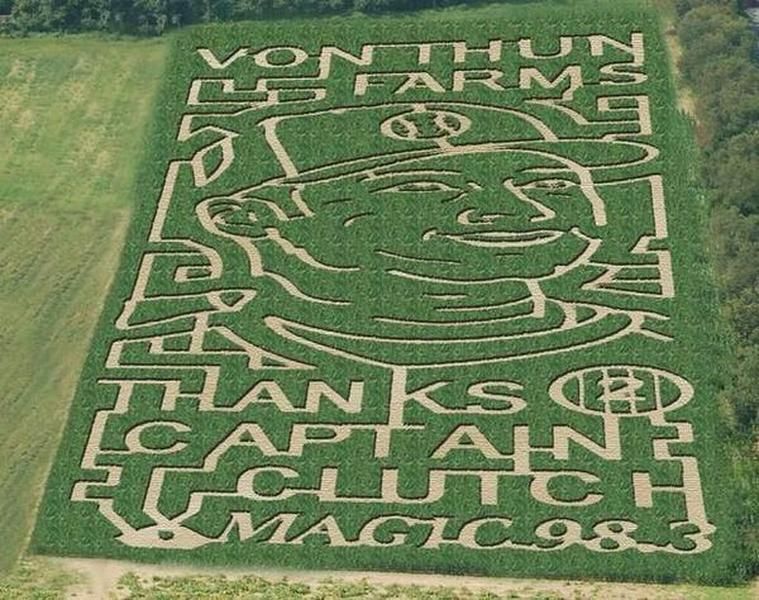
top-left (457, 182), bottom-right (553, 226)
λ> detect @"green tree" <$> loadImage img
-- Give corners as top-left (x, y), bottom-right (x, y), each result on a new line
top-left (10, 0), bottom-right (66, 31)
top-left (706, 128), bottom-right (759, 214)
top-left (678, 6), bottom-right (755, 84)
top-left (700, 72), bottom-right (759, 142)
top-left (675, 0), bottom-right (737, 16)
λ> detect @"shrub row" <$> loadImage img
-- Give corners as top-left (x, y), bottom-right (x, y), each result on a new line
top-left (675, 0), bottom-right (759, 575)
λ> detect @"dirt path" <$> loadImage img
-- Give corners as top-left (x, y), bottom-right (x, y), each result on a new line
top-left (659, 13), bottom-right (698, 119)
top-left (55, 556), bottom-right (728, 600)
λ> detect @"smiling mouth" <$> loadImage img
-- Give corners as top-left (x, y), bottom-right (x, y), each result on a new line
top-left (427, 229), bottom-right (564, 248)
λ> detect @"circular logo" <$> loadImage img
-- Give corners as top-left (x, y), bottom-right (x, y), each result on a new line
top-left (548, 366), bottom-right (694, 417)
top-left (380, 107), bottom-right (471, 143)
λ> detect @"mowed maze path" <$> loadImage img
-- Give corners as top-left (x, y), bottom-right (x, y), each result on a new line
top-left (0, 37), bottom-right (167, 572)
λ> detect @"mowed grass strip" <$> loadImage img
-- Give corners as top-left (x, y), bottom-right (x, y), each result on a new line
top-left (0, 36), bottom-right (167, 572)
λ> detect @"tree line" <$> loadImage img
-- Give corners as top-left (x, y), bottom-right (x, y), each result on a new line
top-left (0, 0), bottom-right (475, 34)
top-left (676, 0), bottom-right (759, 576)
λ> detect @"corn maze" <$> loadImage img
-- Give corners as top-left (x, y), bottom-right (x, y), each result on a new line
top-left (32, 3), bottom-right (742, 582)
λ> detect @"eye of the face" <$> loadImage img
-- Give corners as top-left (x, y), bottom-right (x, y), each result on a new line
top-left (522, 178), bottom-right (577, 191)
top-left (376, 181), bottom-right (460, 194)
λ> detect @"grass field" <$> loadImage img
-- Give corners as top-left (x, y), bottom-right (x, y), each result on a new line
top-left (0, 36), bottom-right (167, 572)
top-left (27, 0), bottom-right (747, 584)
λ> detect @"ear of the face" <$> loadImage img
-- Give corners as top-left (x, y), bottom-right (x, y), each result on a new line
top-left (198, 197), bottom-right (269, 239)
top-left (199, 184), bottom-right (313, 240)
